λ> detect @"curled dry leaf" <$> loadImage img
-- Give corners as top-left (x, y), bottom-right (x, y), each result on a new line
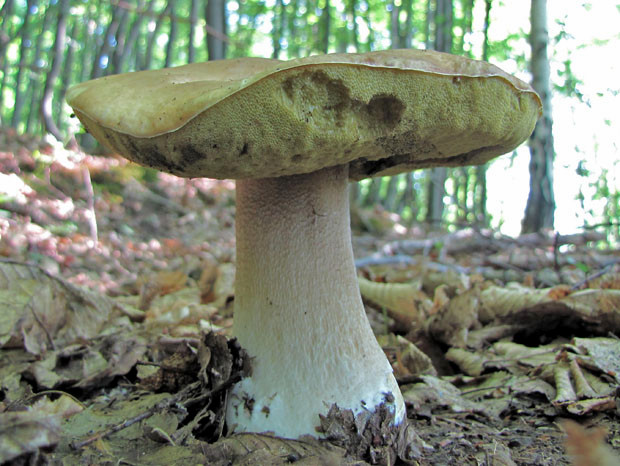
top-left (378, 334), bottom-right (436, 379)
top-left (427, 286), bottom-right (480, 348)
top-left (479, 285), bottom-right (620, 335)
top-left (138, 269), bottom-right (188, 311)
top-left (446, 338), bottom-right (619, 417)
top-left (358, 276), bottom-right (431, 330)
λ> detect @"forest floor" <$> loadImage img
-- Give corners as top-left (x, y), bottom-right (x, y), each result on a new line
top-left (1, 127), bottom-right (619, 465)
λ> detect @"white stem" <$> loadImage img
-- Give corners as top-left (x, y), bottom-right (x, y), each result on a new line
top-left (227, 164), bottom-right (404, 438)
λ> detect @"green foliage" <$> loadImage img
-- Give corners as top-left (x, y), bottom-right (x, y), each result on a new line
top-left (0, 0), bottom-right (616, 241)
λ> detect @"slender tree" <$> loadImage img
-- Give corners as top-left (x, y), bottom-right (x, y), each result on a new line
top-left (319, 0), bottom-right (331, 54)
top-left (189, 0), bottom-right (200, 63)
top-left (91, 4), bottom-right (124, 78)
top-left (40, 0), bottom-right (69, 141)
top-left (272, 0), bottom-right (284, 58)
top-left (207, 0), bottom-right (227, 60)
top-left (117, 1), bottom-right (151, 71)
top-left (25, 4), bottom-right (55, 133)
top-left (165, 0), bottom-right (178, 67)
top-left (426, 0), bottom-right (453, 226)
top-left (522, 0), bottom-right (555, 232)
top-left (11, 0), bottom-right (36, 128)
top-left (144, 3), bottom-right (172, 70)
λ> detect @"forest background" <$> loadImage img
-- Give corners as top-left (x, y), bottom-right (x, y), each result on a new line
top-left (0, 0), bottom-right (618, 241)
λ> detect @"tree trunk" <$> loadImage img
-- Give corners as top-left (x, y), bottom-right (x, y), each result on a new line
top-left (401, 0), bottom-right (413, 48)
top-left (91, 4), bottom-right (123, 78)
top-left (425, 0), bottom-right (452, 226)
top-left (272, 0), bottom-right (284, 58)
top-left (165, 0), bottom-right (178, 67)
top-left (522, 0), bottom-right (555, 233)
top-left (11, 0), bottom-right (35, 128)
top-left (207, 0), bottom-right (227, 60)
top-left (117, 1), bottom-right (151, 71)
top-left (110, 4), bottom-right (130, 73)
top-left (348, 0), bottom-right (359, 51)
top-left (188, 0), bottom-right (200, 63)
top-left (25, 4), bottom-right (54, 133)
top-left (390, 0), bottom-right (400, 48)
top-left (0, 0), bottom-right (16, 122)
top-left (319, 0), bottom-right (331, 54)
top-left (473, 0), bottom-right (492, 226)
top-left (144, 3), bottom-right (171, 70)
top-left (40, 0), bottom-right (69, 141)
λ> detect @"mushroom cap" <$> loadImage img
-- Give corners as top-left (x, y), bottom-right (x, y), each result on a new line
top-left (67, 49), bottom-right (542, 181)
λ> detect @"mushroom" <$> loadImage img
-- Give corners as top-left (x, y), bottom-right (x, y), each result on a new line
top-left (66, 50), bottom-right (541, 441)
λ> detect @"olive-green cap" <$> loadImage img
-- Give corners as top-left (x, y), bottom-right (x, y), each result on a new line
top-left (67, 49), bottom-right (541, 181)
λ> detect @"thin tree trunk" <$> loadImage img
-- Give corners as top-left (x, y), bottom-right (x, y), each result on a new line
top-left (348, 0), bottom-right (359, 51)
top-left (11, 0), bottom-right (36, 128)
top-left (425, 0), bottom-right (452, 225)
top-left (390, 0), bottom-right (400, 48)
top-left (362, 3), bottom-right (375, 51)
top-left (79, 2), bottom-right (98, 81)
top-left (144, 4), bottom-right (171, 70)
top-left (522, 0), bottom-right (555, 233)
top-left (0, 0), bottom-right (16, 67)
top-left (474, 0), bottom-right (492, 225)
top-left (272, 0), bottom-right (284, 58)
top-left (0, 0), bottom-right (16, 123)
top-left (118, 1), bottom-right (152, 71)
top-left (320, 0), bottom-right (331, 54)
top-left (25, 4), bottom-right (54, 133)
top-left (364, 178), bottom-right (383, 206)
top-left (91, 4), bottom-right (123, 78)
top-left (40, 0), bottom-right (69, 141)
top-left (207, 0), bottom-right (226, 60)
top-left (189, 0), bottom-right (200, 62)
top-left (424, 0), bottom-right (433, 50)
top-left (165, 0), bottom-right (178, 67)
top-left (397, 173), bottom-right (417, 220)
top-left (401, 0), bottom-right (413, 48)
top-left (287, 0), bottom-right (300, 57)
top-left (110, 4), bottom-right (130, 73)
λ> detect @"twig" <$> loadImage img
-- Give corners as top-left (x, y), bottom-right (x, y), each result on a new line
top-left (69, 376), bottom-right (239, 450)
top-left (570, 261), bottom-right (618, 291)
top-left (69, 383), bottom-right (197, 450)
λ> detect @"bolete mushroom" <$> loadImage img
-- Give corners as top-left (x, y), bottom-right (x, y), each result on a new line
top-left (66, 50), bottom-right (541, 441)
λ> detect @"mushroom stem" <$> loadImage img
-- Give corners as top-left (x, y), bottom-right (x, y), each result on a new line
top-left (228, 164), bottom-right (405, 438)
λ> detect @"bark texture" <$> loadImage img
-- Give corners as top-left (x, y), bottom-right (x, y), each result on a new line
top-left (522, 0), bottom-right (555, 233)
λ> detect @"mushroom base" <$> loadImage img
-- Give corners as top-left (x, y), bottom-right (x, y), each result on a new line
top-left (227, 164), bottom-right (405, 439)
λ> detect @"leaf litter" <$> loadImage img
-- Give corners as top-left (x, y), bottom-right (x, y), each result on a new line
top-left (0, 128), bottom-right (619, 464)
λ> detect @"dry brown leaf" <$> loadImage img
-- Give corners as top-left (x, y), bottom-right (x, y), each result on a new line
top-left (0, 261), bottom-right (129, 354)
top-left (427, 286), bottom-right (480, 347)
top-left (358, 276), bottom-right (431, 329)
top-left (198, 259), bottom-right (220, 304)
top-left (563, 420), bottom-right (620, 466)
top-left (0, 394), bottom-right (82, 463)
top-left (547, 284), bottom-right (573, 300)
top-left (378, 334), bottom-right (436, 378)
top-left (203, 432), bottom-right (364, 465)
top-left (138, 269), bottom-right (188, 311)
top-left (478, 283), bottom-right (550, 321)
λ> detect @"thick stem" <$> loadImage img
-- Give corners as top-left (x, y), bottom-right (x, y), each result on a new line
top-left (227, 164), bottom-right (404, 438)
